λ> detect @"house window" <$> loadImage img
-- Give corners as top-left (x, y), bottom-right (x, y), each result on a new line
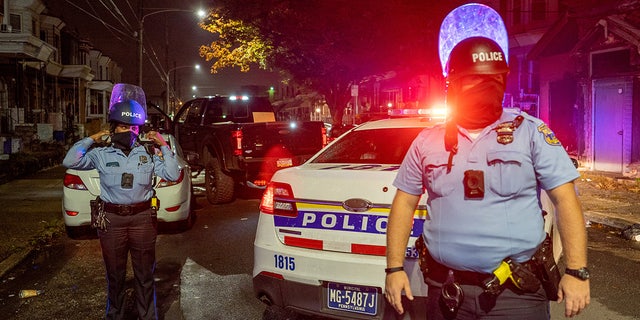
top-left (9, 14), bottom-right (21, 33)
top-left (532, 0), bottom-right (546, 21)
top-left (591, 49), bottom-right (631, 77)
top-left (512, 0), bottom-right (522, 25)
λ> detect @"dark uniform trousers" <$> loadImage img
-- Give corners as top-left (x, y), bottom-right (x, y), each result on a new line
top-left (98, 209), bottom-right (157, 320)
top-left (425, 280), bottom-right (549, 320)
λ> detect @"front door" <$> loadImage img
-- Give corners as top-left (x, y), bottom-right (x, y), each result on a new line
top-left (593, 79), bottom-right (629, 172)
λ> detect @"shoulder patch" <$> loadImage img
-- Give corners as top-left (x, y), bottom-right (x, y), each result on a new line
top-left (537, 124), bottom-right (561, 146)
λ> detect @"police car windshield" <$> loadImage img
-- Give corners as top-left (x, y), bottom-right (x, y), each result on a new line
top-left (311, 128), bottom-right (425, 164)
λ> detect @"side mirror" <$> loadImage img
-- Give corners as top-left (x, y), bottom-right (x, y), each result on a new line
top-left (185, 151), bottom-right (199, 164)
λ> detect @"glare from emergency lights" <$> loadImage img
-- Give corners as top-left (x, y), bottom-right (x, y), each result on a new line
top-left (289, 122), bottom-right (298, 129)
top-left (438, 3), bottom-right (509, 77)
top-left (197, 9), bottom-right (207, 18)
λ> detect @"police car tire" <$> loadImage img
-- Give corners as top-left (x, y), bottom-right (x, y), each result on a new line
top-left (203, 150), bottom-right (235, 204)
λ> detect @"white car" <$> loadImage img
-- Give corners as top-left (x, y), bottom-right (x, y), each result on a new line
top-left (62, 133), bottom-right (194, 238)
top-left (253, 115), bottom-right (562, 319)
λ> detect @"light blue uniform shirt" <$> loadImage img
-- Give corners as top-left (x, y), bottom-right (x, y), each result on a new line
top-left (393, 110), bottom-right (579, 273)
top-left (63, 137), bottom-right (180, 205)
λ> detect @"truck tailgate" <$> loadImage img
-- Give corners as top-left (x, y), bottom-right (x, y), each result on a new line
top-left (239, 121), bottom-right (325, 159)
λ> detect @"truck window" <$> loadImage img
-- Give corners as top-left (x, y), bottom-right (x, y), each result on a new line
top-left (184, 100), bottom-right (204, 125)
top-left (204, 100), bottom-right (227, 123)
top-left (232, 101), bottom-right (249, 118)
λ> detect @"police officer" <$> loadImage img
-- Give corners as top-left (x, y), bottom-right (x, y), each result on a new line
top-left (384, 36), bottom-right (590, 319)
top-left (63, 84), bottom-right (180, 320)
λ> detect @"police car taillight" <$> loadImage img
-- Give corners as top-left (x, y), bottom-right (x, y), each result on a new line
top-left (157, 169), bottom-right (184, 188)
top-left (63, 173), bottom-right (88, 190)
top-left (260, 182), bottom-right (297, 217)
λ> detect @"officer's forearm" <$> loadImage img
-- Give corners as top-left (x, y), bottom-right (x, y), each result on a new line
top-left (548, 182), bottom-right (587, 269)
top-left (386, 190), bottom-right (420, 268)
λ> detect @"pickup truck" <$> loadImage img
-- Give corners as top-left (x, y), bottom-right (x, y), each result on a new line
top-left (173, 95), bottom-right (327, 204)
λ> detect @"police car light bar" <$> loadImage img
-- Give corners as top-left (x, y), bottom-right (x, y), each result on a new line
top-left (387, 107), bottom-right (448, 118)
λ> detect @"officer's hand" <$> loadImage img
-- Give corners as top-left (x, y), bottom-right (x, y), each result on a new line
top-left (557, 275), bottom-right (590, 318)
top-left (384, 271), bottom-right (413, 315)
top-left (90, 130), bottom-right (110, 143)
top-left (144, 131), bottom-right (168, 146)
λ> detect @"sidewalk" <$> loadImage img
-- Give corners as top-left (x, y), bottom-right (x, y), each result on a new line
top-left (0, 164), bottom-right (67, 279)
top-left (575, 170), bottom-right (640, 231)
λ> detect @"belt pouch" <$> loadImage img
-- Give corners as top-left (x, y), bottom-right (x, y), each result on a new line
top-left (90, 196), bottom-right (106, 230)
top-left (532, 233), bottom-right (561, 300)
top-left (415, 234), bottom-right (430, 279)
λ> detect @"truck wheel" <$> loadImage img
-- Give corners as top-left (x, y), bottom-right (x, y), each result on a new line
top-left (204, 151), bottom-right (235, 204)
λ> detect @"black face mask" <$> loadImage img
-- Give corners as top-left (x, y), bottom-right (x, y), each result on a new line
top-left (448, 77), bottom-right (505, 129)
top-left (111, 131), bottom-right (138, 150)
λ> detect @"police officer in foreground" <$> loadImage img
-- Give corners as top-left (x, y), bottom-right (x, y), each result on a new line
top-left (63, 84), bottom-right (180, 319)
top-left (384, 36), bottom-right (590, 319)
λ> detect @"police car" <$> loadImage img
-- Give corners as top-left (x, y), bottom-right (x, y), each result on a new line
top-left (253, 111), bottom-right (562, 319)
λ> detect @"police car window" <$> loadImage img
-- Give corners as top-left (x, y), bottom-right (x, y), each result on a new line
top-left (311, 128), bottom-right (424, 164)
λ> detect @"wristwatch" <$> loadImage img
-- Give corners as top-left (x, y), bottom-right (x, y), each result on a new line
top-left (565, 267), bottom-right (590, 280)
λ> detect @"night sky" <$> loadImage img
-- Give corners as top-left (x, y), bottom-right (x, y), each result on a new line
top-left (44, 0), bottom-right (281, 104)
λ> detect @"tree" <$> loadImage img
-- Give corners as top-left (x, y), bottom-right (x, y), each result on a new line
top-left (198, 0), bottom-right (466, 125)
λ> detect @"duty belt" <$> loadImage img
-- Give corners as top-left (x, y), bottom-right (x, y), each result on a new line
top-left (103, 200), bottom-right (151, 216)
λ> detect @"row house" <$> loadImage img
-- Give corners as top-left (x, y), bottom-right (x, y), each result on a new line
top-left (0, 0), bottom-right (121, 154)
top-left (529, 0), bottom-right (640, 175)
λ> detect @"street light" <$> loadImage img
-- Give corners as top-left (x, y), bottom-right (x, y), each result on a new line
top-left (165, 64), bottom-right (200, 113)
top-left (137, 8), bottom-right (206, 87)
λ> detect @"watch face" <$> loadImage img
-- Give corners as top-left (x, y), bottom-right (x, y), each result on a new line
top-left (579, 268), bottom-right (590, 279)
top-left (567, 267), bottom-right (590, 280)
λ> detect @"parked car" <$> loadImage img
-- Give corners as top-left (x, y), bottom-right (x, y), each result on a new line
top-left (62, 133), bottom-right (194, 238)
top-left (253, 114), bottom-right (563, 319)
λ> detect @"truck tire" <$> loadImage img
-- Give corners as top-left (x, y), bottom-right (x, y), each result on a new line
top-left (203, 150), bottom-right (235, 204)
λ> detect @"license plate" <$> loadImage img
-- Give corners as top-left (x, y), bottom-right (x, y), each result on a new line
top-left (276, 158), bottom-right (293, 168)
top-left (327, 282), bottom-right (377, 316)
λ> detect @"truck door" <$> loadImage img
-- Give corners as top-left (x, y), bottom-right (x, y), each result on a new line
top-left (175, 99), bottom-right (204, 159)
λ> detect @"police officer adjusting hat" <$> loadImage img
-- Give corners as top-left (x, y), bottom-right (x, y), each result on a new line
top-left (108, 83), bottom-right (147, 126)
top-left (445, 36), bottom-right (509, 82)
top-left (108, 100), bottom-right (146, 126)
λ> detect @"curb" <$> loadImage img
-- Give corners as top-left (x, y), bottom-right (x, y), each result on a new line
top-left (0, 247), bottom-right (34, 279)
top-left (584, 211), bottom-right (638, 230)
